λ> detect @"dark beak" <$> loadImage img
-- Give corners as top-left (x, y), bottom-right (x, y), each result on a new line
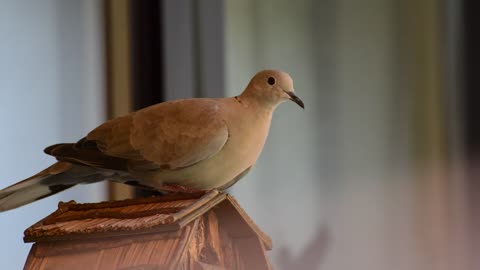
top-left (286, 91), bottom-right (305, 109)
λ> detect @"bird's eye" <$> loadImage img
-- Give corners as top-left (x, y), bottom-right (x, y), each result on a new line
top-left (267, 77), bottom-right (276, 85)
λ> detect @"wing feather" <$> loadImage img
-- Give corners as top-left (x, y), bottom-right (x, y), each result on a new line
top-left (53, 99), bottom-right (230, 171)
top-left (130, 99), bottom-right (228, 169)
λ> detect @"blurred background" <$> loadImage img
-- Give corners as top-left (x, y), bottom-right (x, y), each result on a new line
top-left (0, 0), bottom-right (478, 269)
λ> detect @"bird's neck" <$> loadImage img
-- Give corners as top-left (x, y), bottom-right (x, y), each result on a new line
top-left (238, 88), bottom-right (279, 113)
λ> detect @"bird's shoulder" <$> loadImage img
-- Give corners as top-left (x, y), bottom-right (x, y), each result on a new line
top-left (134, 98), bottom-right (225, 121)
top-left (78, 98), bottom-right (229, 169)
top-left (128, 98), bottom-right (229, 168)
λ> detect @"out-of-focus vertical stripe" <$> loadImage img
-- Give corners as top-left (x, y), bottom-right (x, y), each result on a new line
top-left (104, 0), bottom-right (134, 200)
top-left (398, 0), bottom-right (462, 269)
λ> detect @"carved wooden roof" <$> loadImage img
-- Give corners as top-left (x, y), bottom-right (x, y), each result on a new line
top-left (24, 190), bottom-right (272, 250)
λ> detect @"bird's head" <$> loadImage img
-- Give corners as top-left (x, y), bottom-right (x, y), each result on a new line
top-left (241, 70), bottom-right (304, 109)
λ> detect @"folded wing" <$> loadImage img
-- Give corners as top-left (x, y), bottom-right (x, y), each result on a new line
top-left (47, 99), bottom-right (229, 171)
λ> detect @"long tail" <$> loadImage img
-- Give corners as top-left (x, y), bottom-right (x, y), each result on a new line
top-left (0, 162), bottom-right (103, 211)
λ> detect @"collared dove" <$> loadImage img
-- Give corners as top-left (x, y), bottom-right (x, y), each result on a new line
top-left (0, 70), bottom-right (303, 211)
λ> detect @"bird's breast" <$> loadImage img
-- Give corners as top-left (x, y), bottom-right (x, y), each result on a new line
top-left (140, 101), bottom-right (274, 190)
top-left (192, 106), bottom-right (273, 188)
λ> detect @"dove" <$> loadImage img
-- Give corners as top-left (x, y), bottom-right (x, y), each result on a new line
top-left (0, 70), bottom-right (303, 211)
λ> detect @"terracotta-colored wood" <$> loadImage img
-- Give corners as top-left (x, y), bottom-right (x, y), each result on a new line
top-left (216, 196), bottom-right (272, 250)
top-left (23, 190), bottom-right (272, 270)
top-left (234, 237), bottom-right (272, 270)
top-left (184, 211), bottom-right (233, 269)
top-left (31, 231), bottom-right (181, 257)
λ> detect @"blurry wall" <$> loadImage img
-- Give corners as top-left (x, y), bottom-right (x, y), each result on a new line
top-left (0, 0), bottom-right (470, 269)
top-left (226, 0), bottom-right (467, 269)
top-left (0, 0), bottom-right (106, 268)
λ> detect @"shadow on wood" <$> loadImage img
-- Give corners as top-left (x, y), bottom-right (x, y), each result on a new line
top-left (23, 190), bottom-right (272, 270)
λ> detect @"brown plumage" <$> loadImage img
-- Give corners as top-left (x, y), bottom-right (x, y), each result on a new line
top-left (0, 70), bottom-right (304, 211)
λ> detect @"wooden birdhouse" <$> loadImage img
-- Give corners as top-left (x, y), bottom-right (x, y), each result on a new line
top-left (23, 190), bottom-right (272, 270)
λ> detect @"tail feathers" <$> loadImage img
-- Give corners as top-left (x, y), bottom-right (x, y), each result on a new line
top-left (0, 183), bottom-right (74, 212)
top-left (0, 162), bottom-right (93, 212)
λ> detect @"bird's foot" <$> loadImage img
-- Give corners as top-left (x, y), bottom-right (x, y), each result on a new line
top-left (160, 183), bottom-right (205, 194)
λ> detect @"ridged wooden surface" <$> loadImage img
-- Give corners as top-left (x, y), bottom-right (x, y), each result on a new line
top-left (24, 223), bottom-right (196, 270)
top-left (23, 191), bottom-right (273, 270)
top-left (24, 192), bottom-right (210, 241)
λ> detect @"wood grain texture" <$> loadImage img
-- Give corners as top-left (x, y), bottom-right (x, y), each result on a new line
top-left (25, 223), bottom-right (195, 270)
top-left (23, 191), bottom-right (272, 270)
top-left (218, 195), bottom-right (272, 250)
top-left (234, 236), bottom-right (272, 270)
